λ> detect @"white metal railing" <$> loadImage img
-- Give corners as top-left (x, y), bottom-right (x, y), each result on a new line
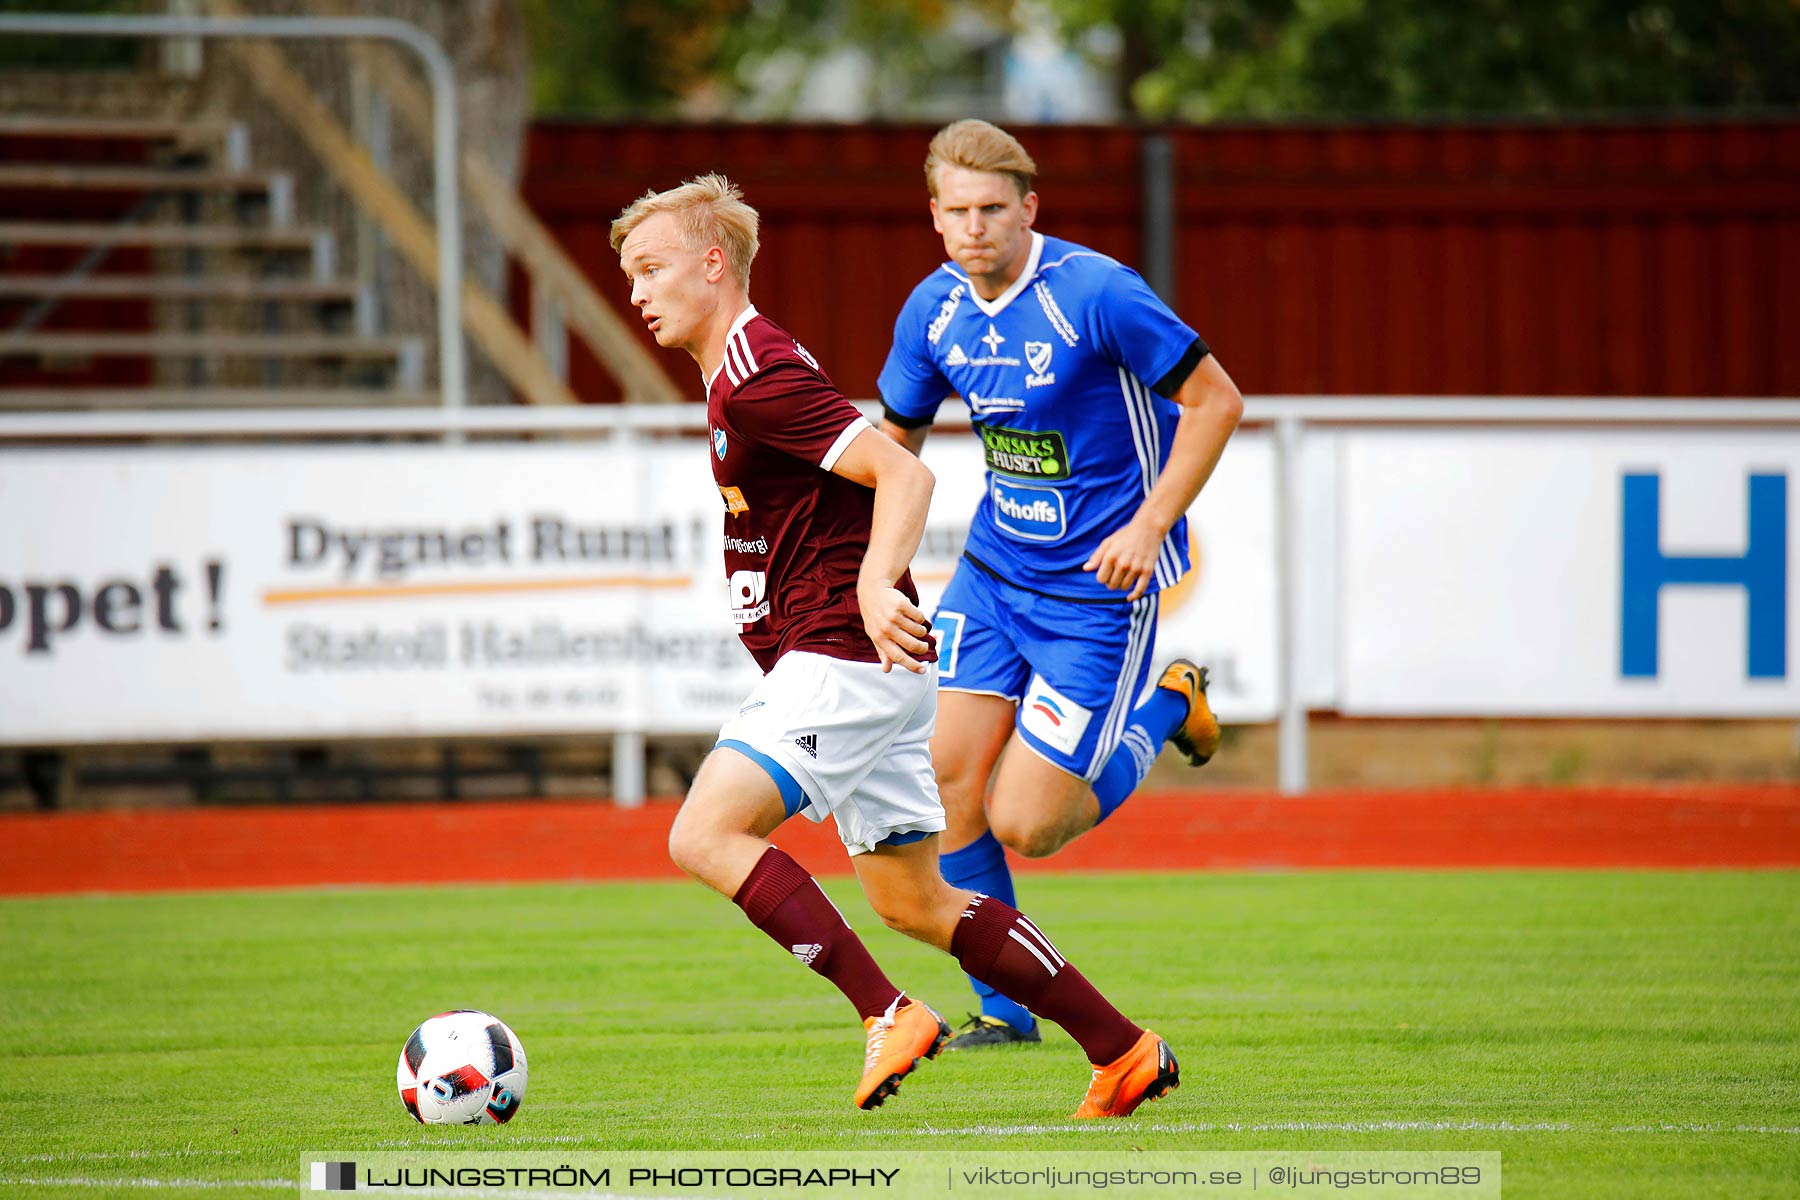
top-left (6, 395), bottom-right (1798, 801)
top-left (0, 13), bottom-right (467, 410)
top-left (6, 396), bottom-right (1800, 440)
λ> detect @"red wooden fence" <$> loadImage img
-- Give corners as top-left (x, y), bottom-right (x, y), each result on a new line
top-left (518, 119), bottom-right (1800, 404)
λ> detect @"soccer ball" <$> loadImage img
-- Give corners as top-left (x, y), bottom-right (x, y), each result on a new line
top-left (396, 1010), bottom-right (528, 1125)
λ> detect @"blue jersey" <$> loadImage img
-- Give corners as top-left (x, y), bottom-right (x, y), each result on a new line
top-left (879, 232), bottom-right (1207, 602)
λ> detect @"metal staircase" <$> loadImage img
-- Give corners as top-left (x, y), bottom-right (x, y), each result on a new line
top-left (0, 113), bottom-right (428, 408)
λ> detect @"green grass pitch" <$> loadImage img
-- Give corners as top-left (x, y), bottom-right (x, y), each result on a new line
top-left (3, 871), bottom-right (1796, 1198)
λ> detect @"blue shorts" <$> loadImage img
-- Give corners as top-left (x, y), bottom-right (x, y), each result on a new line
top-left (932, 556), bottom-right (1159, 782)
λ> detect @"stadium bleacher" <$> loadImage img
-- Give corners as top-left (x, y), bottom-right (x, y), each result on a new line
top-left (0, 113), bottom-right (426, 408)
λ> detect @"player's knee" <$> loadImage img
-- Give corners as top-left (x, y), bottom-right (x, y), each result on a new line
top-left (874, 903), bottom-right (929, 941)
top-left (869, 889), bottom-right (950, 945)
top-left (935, 746), bottom-right (986, 788)
top-left (665, 821), bottom-right (698, 876)
top-left (666, 803), bottom-right (715, 878)
top-left (989, 811), bottom-right (1067, 860)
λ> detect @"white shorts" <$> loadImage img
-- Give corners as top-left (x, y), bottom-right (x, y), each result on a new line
top-left (715, 651), bottom-right (946, 856)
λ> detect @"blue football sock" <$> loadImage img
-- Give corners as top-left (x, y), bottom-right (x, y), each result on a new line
top-left (1091, 685), bottom-right (1190, 822)
top-left (938, 830), bottom-right (1035, 1032)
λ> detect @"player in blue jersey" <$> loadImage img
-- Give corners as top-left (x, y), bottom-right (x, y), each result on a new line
top-left (879, 120), bottom-right (1243, 1048)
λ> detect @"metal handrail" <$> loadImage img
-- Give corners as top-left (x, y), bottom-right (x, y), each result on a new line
top-left (4, 396), bottom-right (1800, 441)
top-left (0, 13), bottom-right (466, 411)
top-left (6, 194), bottom-right (165, 338)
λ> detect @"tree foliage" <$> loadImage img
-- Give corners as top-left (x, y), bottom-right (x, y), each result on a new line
top-left (521, 0), bottom-right (746, 117)
top-left (522, 0), bottom-right (1002, 119)
top-left (0, 0), bottom-right (155, 69)
top-left (1048, 0), bottom-right (1800, 119)
top-left (522, 0), bottom-right (1800, 120)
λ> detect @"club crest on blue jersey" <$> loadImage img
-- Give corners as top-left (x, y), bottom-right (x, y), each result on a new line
top-left (712, 427), bottom-right (728, 459)
top-left (1024, 340), bottom-right (1056, 388)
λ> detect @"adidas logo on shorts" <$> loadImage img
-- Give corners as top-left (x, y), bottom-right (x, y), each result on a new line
top-left (791, 943), bottom-right (823, 965)
top-left (793, 733), bottom-right (818, 758)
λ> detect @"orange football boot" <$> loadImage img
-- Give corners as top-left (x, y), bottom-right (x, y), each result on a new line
top-left (855, 996), bottom-right (950, 1110)
top-left (1071, 1029), bottom-right (1180, 1119)
top-left (1155, 659), bottom-right (1221, 766)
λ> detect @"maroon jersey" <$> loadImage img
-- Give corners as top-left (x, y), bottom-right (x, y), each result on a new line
top-left (706, 306), bottom-right (928, 674)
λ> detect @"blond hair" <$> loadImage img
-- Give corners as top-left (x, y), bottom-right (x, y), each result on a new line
top-left (924, 119), bottom-right (1038, 199)
top-left (609, 173), bottom-right (761, 286)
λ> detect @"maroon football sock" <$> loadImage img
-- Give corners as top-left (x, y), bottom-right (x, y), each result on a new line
top-left (732, 846), bottom-right (902, 1022)
top-left (950, 894), bottom-right (1142, 1065)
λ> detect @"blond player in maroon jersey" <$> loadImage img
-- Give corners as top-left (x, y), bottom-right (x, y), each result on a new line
top-left (611, 174), bottom-right (1179, 1118)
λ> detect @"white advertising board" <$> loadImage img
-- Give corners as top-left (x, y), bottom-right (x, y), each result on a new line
top-left (1340, 430), bottom-right (1800, 716)
top-left (0, 432), bottom-right (1278, 744)
top-left (0, 443), bottom-right (717, 742)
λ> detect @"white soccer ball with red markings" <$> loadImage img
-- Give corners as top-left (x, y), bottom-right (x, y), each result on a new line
top-left (396, 1010), bottom-right (528, 1125)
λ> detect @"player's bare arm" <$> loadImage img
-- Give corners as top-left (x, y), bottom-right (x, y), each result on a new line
top-left (830, 428), bottom-right (937, 674)
top-left (1085, 354), bottom-right (1243, 601)
top-left (879, 418), bottom-right (931, 457)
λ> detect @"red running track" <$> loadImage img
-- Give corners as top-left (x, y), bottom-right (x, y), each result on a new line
top-left (4, 786), bottom-right (1798, 896)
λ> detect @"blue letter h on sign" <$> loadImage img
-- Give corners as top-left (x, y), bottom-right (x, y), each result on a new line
top-left (1620, 472), bottom-right (1786, 679)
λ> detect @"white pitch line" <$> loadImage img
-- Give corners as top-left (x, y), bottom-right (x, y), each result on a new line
top-left (740, 1119), bottom-right (1800, 1138)
top-left (1608, 1124), bottom-right (1800, 1134)
top-left (370, 1133), bottom-right (597, 1150)
top-left (0, 1178), bottom-right (289, 1191)
top-left (14, 1149), bottom-right (248, 1164)
top-left (912, 1120), bottom-right (1575, 1136)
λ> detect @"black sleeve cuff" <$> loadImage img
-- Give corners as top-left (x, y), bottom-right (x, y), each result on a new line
top-left (881, 403), bottom-right (935, 430)
top-left (1152, 337), bottom-right (1211, 399)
